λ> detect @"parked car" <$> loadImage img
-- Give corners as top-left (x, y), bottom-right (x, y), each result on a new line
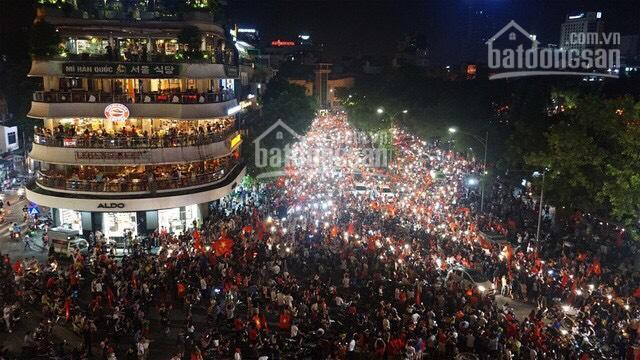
top-left (446, 266), bottom-right (495, 297)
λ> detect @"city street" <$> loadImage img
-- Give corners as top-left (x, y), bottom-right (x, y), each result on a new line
top-left (495, 295), bottom-right (537, 321)
top-left (2, 1), bottom-right (640, 358)
top-left (0, 190), bottom-right (46, 262)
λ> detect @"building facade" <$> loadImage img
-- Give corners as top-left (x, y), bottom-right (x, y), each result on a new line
top-left (26, 12), bottom-right (248, 238)
top-left (560, 12), bottom-right (605, 51)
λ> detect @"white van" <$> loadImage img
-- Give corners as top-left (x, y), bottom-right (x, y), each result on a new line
top-left (48, 228), bottom-right (89, 256)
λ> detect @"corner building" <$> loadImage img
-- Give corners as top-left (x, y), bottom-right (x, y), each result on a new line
top-left (26, 13), bottom-right (247, 238)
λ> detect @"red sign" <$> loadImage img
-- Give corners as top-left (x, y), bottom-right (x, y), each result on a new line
top-left (104, 103), bottom-right (130, 121)
top-left (271, 40), bottom-right (296, 47)
top-left (63, 138), bottom-right (77, 147)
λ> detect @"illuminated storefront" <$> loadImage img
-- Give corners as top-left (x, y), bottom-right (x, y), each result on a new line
top-left (57, 208), bottom-right (83, 232)
top-left (158, 204), bottom-right (199, 235)
top-left (103, 212), bottom-right (138, 238)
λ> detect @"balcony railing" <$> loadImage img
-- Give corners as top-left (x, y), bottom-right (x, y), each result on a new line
top-left (33, 90), bottom-right (235, 104)
top-left (36, 163), bottom-right (239, 194)
top-left (56, 51), bottom-right (237, 66)
top-left (34, 127), bottom-right (237, 149)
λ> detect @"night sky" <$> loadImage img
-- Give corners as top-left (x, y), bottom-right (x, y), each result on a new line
top-left (227, 0), bottom-right (640, 64)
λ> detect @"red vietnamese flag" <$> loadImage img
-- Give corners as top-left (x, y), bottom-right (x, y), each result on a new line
top-left (279, 312), bottom-right (292, 330)
top-left (177, 283), bottom-right (186, 298)
top-left (214, 235), bottom-right (233, 256)
top-left (193, 239), bottom-right (203, 253)
top-left (107, 287), bottom-right (114, 308)
top-left (64, 297), bottom-right (71, 320)
top-left (330, 226), bottom-right (338, 238)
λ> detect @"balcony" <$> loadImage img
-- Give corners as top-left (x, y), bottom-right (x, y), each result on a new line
top-left (25, 162), bottom-right (246, 212)
top-left (28, 91), bottom-right (238, 119)
top-left (33, 126), bottom-right (237, 149)
top-left (28, 60), bottom-right (239, 79)
top-left (30, 131), bottom-right (241, 166)
top-left (33, 90), bottom-right (234, 105)
top-left (35, 160), bottom-right (242, 196)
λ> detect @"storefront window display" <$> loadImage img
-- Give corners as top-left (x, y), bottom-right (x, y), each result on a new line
top-left (103, 212), bottom-right (137, 239)
top-left (58, 208), bottom-right (82, 232)
top-left (158, 205), bottom-right (199, 235)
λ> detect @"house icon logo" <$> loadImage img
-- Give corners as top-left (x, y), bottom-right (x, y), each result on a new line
top-left (486, 20), bottom-right (539, 50)
top-left (487, 20), bottom-right (619, 80)
top-left (253, 119), bottom-right (302, 179)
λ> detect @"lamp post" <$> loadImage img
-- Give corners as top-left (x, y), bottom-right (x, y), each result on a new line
top-left (533, 170), bottom-right (545, 249)
top-left (449, 127), bottom-right (489, 212)
top-left (508, 169), bottom-right (546, 251)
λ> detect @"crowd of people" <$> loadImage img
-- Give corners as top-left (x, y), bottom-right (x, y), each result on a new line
top-left (1, 113), bottom-right (640, 359)
top-left (35, 118), bottom-right (235, 149)
top-left (38, 153), bottom-right (238, 193)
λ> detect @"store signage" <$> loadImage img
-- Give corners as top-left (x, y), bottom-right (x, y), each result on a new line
top-left (75, 151), bottom-right (151, 161)
top-left (238, 28), bottom-right (256, 33)
top-left (271, 40), bottom-right (296, 47)
top-left (63, 138), bottom-right (77, 147)
top-left (62, 63), bottom-right (180, 78)
top-left (104, 103), bottom-right (130, 122)
top-left (97, 203), bottom-right (125, 209)
top-left (229, 134), bottom-right (242, 149)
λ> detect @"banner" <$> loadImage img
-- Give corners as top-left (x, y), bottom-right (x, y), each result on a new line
top-left (62, 62), bottom-right (180, 78)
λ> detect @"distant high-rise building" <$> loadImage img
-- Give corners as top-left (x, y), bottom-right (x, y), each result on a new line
top-left (559, 12), bottom-right (605, 51)
top-left (314, 63), bottom-right (331, 109)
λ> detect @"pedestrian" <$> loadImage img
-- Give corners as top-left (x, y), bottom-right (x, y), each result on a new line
top-left (2, 304), bottom-right (11, 333)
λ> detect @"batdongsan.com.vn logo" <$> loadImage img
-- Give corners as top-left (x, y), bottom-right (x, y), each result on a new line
top-left (487, 20), bottom-right (620, 80)
top-left (252, 119), bottom-right (392, 179)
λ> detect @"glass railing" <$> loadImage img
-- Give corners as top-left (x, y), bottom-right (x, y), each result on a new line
top-left (34, 127), bottom-right (237, 149)
top-left (33, 90), bottom-right (235, 104)
top-left (35, 162), bottom-right (241, 193)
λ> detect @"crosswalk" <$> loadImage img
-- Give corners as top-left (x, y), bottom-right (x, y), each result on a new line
top-left (0, 194), bottom-right (29, 239)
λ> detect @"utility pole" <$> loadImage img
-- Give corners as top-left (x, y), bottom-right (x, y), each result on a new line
top-left (535, 171), bottom-right (545, 250)
top-left (480, 131), bottom-right (488, 213)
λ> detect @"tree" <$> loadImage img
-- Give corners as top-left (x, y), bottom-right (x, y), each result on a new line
top-left (599, 100), bottom-right (640, 224)
top-left (30, 21), bottom-right (61, 59)
top-left (261, 77), bottom-right (315, 135)
top-left (524, 95), bottom-right (639, 221)
top-left (186, 0), bottom-right (220, 12)
top-left (242, 76), bottom-right (315, 179)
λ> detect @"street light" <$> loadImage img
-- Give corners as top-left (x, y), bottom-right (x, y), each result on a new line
top-left (376, 108), bottom-right (384, 114)
top-left (507, 169), bottom-right (546, 251)
top-left (532, 170), bottom-right (546, 249)
top-left (449, 127), bottom-right (489, 212)
top-left (402, 109), bottom-right (408, 114)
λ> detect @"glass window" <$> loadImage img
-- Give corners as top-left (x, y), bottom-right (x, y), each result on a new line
top-left (7, 132), bottom-right (16, 145)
